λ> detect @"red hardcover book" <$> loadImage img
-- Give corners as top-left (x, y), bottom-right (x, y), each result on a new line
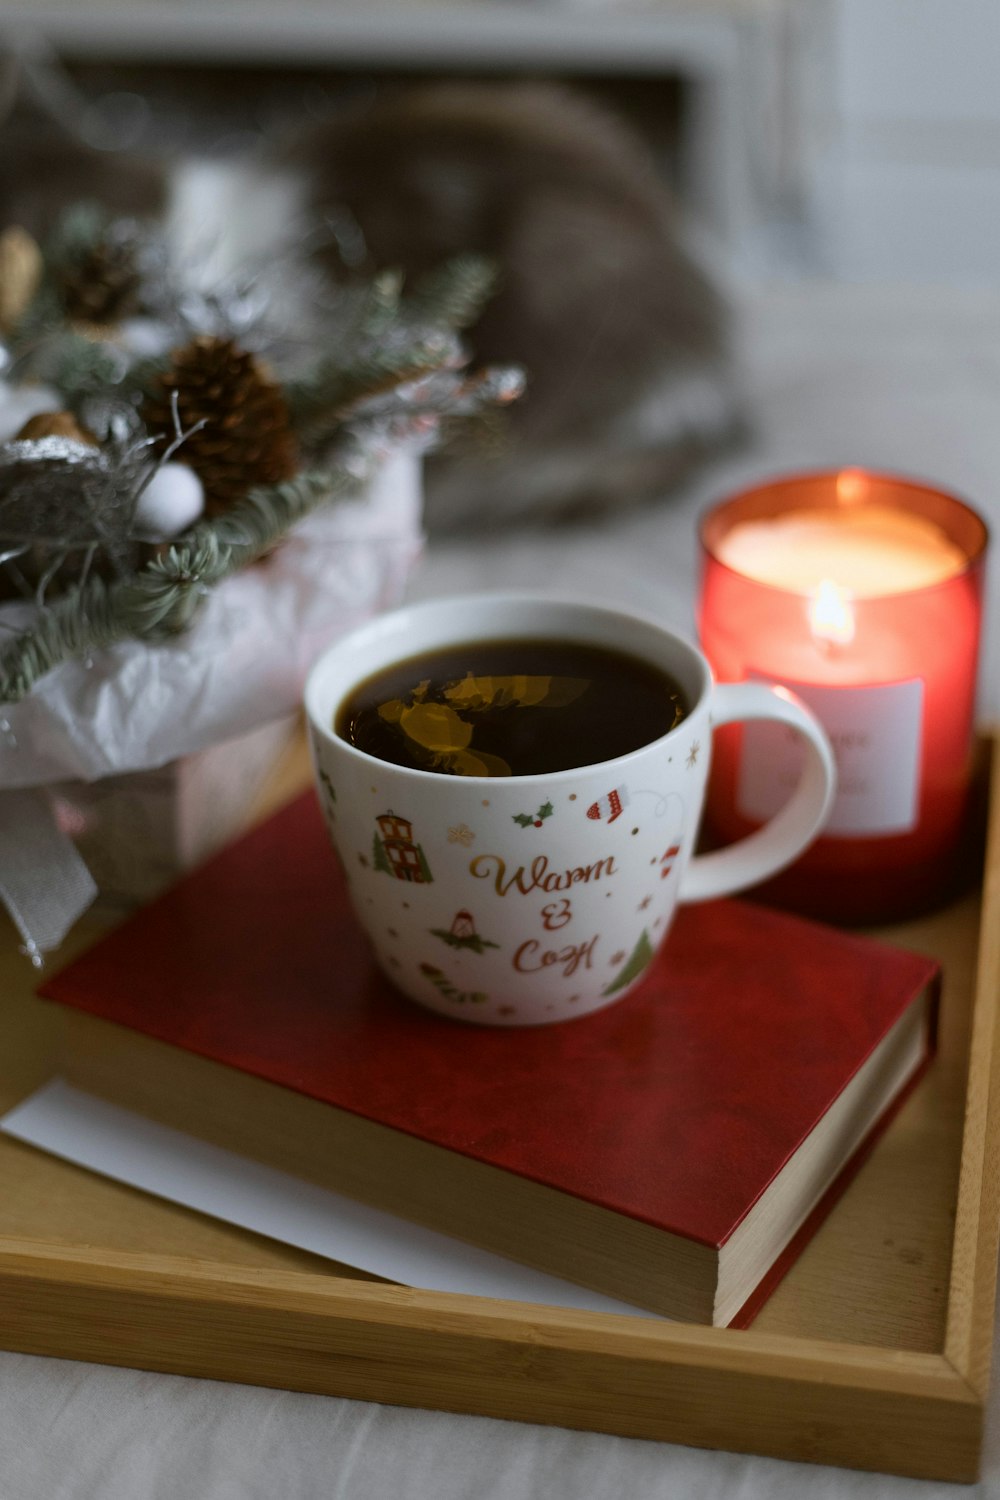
top-left (41, 791), bottom-right (939, 1326)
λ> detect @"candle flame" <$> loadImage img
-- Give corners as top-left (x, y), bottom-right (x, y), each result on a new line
top-left (836, 468), bottom-right (870, 506)
top-left (809, 579), bottom-right (855, 647)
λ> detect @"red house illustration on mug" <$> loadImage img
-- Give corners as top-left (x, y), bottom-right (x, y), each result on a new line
top-left (373, 811), bottom-right (434, 883)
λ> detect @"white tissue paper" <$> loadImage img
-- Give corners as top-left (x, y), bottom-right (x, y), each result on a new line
top-left (0, 444), bottom-right (424, 959)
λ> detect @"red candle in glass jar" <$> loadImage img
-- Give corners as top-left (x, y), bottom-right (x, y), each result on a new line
top-left (698, 470), bottom-right (988, 923)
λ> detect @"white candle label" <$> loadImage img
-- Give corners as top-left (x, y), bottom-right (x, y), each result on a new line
top-left (737, 676), bottom-right (924, 837)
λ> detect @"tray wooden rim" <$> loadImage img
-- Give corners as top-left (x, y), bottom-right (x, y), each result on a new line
top-left (2, 736), bottom-right (999, 1483)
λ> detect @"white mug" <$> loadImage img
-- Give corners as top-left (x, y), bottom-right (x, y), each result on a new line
top-left (305, 595), bottom-right (836, 1026)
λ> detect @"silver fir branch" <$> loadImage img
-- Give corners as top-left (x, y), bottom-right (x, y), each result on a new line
top-left (405, 255), bottom-right (498, 332)
top-left (286, 332), bottom-right (459, 434)
top-left (0, 467), bottom-right (359, 703)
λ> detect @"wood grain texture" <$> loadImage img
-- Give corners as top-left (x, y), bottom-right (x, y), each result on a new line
top-left (0, 1242), bottom-right (983, 1481)
top-left (946, 735), bottom-right (1000, 1396)
top-left (0, 729), bottom-right (997, 1480)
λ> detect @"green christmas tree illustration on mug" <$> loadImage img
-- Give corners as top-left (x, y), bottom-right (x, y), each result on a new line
top-left (603, 929), bottom-right (655, 996)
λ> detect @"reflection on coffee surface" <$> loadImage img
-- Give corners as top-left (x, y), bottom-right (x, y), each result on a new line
top-left (336, 639), bottom-right (688, 777)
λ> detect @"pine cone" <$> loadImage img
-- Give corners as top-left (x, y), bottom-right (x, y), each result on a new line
top-left (57, 235), bottom-right (142, 325)
top-left (142, 336), bottom-right (299, 514)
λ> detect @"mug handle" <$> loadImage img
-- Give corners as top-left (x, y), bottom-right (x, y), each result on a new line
top-left (679, 681), bottom-right (837, 903)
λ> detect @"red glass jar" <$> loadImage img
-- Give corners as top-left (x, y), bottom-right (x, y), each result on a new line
top-left (697, 470), bottom-right (988, 923)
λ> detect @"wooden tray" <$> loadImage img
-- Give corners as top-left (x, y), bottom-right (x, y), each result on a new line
top-left (2, 733), bottom-right (999, 1483)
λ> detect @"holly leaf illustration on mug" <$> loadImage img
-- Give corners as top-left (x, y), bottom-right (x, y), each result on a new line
top-left (513, 801), bottom-right (554, 830)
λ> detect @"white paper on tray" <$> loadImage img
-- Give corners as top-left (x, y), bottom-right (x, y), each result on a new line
top-left (1, 1080), bottom-right (653, 1319)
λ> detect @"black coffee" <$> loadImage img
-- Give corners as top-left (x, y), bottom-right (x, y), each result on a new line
top-left (336, 638), bottom-right (688, 777)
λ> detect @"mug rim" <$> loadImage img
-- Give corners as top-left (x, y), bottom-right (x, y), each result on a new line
top-left (304, 591), bottom-right (712, 788)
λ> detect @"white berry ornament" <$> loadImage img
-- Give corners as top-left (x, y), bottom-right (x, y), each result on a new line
top-left (135, 462), bottom-right (205, 539)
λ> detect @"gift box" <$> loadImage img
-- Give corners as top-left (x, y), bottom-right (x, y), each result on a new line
top-left (47, 712), bottom-right (301, 908)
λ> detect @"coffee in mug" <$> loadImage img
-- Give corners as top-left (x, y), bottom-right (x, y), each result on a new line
top-left (336, 638), bottom-right (689, 777)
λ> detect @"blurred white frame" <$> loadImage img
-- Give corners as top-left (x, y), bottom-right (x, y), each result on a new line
top-left (5, 0), bottom-right (998, 281)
